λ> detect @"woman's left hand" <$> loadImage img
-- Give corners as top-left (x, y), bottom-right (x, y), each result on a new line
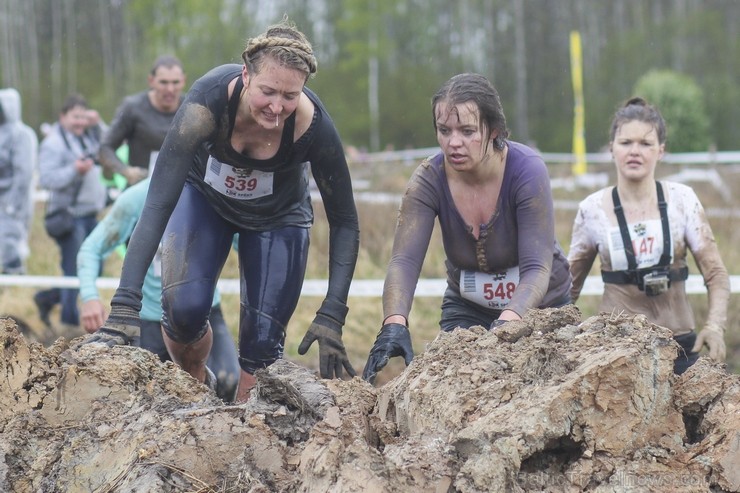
top-left (692, 324), bottom-right (726, 362)
top-left (297, 315), bottom-right (357, 379)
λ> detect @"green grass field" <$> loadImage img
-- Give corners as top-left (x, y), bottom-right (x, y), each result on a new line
top-left (3, 159), bottom-right (738, 379)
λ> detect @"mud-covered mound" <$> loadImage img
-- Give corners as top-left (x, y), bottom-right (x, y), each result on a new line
top-left (0, 307), bottom-right (738, 492)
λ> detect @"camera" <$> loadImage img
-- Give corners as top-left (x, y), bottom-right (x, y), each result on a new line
top-left (641, 268), bottom-right (670, 296)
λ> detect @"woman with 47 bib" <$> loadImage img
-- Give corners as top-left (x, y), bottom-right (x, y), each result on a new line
top-left (567, 98), bottom-right (729, 374)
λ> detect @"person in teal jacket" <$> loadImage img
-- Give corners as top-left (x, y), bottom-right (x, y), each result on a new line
top-left (77, 177), bottom-right (240, 401)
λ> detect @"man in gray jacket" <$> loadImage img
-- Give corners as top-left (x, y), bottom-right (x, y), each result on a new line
top-left (34, 94), bottom-right (107, 330)
top-left (0, 88), bottom-right (37, 274)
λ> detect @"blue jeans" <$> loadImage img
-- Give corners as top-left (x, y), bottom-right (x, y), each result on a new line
top-left (36, 214), bottom-right (98, 325)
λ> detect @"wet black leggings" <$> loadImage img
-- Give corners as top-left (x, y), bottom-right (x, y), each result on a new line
top-left (140, 304), bottom-right (240, 402)
top-left (161, 183), bottom-right (309, 374)
top-left (673, 332), bottom-right (699, 375)
top-left (439, 286), bottom-right (572, 332)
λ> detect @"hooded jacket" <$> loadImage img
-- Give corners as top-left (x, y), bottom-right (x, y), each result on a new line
top-left (0, 88), bottom-right (37, 271)
top-left (0, 88), bottom-right (37, 220)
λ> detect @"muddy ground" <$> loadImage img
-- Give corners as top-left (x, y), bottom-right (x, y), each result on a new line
top-left (1, 305), bottom-right (738, 492)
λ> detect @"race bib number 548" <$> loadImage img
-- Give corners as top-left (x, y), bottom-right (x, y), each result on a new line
top-left (205, 156), bottom-right (274, 200)
top-left (460, 267), bottom-right (520, 309)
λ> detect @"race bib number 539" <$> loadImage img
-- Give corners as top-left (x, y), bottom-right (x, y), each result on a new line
top-left (205, 156), bottom-right (273, 200)
top-left (460, 267), bottom-right (520, 309)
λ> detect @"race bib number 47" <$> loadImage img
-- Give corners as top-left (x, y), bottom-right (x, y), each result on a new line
top-left (607, 219), bottom-right (666, 271)
top-left (205, 156), bottom-right (274, 200)
top-left (460, 267), bottom-right (519, 309)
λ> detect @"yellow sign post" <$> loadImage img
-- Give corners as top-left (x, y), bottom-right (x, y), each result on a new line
top-left (570, 31), bottom-right (587, 176)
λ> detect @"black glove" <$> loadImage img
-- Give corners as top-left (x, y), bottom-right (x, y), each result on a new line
top-left (81, 304), bottom-right (141, 348)
top-left (297, 313), bottom-right (356, 379)
top-left (362, 323), bottom-right (414, 384)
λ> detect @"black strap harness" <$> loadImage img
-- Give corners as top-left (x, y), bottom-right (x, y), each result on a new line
top-left (601, 182), bottom-right (688, 288)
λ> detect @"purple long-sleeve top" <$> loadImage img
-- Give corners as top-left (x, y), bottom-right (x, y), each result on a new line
top-left (383, 142), bottom-right (571, 321)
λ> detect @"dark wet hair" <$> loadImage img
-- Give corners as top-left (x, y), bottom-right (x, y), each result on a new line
top-left (241, 16), bottom-right (317, 81)
top-left (609, 97), bottom-right (666, 144)
top-left (150, 55), bottom-right (184, 77)
top-left (431, 73), bottom-right (510, 152)
top-left (60, 93), bottom-right (88, 114)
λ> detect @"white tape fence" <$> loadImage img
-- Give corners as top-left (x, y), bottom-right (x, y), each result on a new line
top-left (15, 149), bottom-right (740, 298)
top-left (2, 274), bottom-right (740, 296)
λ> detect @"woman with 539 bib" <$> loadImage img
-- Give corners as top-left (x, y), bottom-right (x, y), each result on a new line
top-left (87, 17), bottom-right (360, 402)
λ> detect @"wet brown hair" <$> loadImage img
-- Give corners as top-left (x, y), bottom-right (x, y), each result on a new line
top-left (432, 73), bottom-right (510, 152)
top-left (241, 16), bottom-right (317, 81)
top-left (609, 97), bottom-right (667, 144)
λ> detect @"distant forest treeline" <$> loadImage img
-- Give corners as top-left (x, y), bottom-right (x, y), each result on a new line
top-left (1, 0), bottom-right (738, 153)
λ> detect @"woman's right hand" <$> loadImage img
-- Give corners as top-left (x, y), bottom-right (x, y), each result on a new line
top-left (362, 323), bottom-right (414, 384)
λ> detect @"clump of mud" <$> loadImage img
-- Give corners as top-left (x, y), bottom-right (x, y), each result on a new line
top-left (1, 306), bottom-right (738, 492)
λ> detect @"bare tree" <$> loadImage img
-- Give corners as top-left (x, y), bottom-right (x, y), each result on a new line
top-left (367, 0), bottom-right (380, 152)
top-left (50, 1), bottom-right (63, 111)
top-left (63, 0), bottom-right (77, 94)
top-left (0, 0), bottom-right (21, 87)
top-left (21, 0), bottom-right (41, 122)
top-left (97, 0), bottom-right (116, 103)
top-left (512, 0), bottom-right (529, 143)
